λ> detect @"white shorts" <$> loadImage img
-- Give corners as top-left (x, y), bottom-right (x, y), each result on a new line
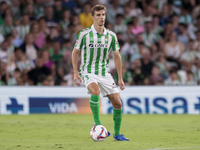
top-left (81, 73), bottom-right (119, 97)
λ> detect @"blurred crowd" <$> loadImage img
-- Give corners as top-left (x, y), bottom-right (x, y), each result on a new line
top-left (0, 0), bottom-right (200, 86)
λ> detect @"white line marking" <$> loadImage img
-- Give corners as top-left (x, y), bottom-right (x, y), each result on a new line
top-left (142, 147), bottom-right (200, 150)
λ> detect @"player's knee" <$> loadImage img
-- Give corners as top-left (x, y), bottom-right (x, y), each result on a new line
top-left (91, 89), bottom-right (101, 95)
top-left (114, 100), bottom-right (122, 109)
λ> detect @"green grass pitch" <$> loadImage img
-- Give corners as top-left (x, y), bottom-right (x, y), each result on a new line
top-left (0, 114), bottom-right (200, 150)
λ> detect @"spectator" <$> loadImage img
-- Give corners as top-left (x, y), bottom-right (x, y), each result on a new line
top-left (0, 40), bottom-right (9, 60)
top-left (61, 39), bottom-right (73, 54)
top-left (16, 50), bottom-right (34, 73)
top-left (50, 41), bottom-right (63, 68)
top-left (60, 10), bottom-right (71, 33)
top-left (123, 3), bottom-right (131, 24)
top-left (148, 0), bottom-right (159, 15)
top-left (131, 17), bottom-right (144, 35)
top-left (177, 23), bottom-right (190, 49)
top-left (38, 74), bottom-right (55, 86)
top-left (159, 4), bottom-right (170, 27)
top-left (164, 32), bottom-right (185, 68)
top-left (138, 6), bottom-right (153, 26)
top-left (142, 21), bottom-right (161, 48)
top-left (8, 68), bottom-right (21, 85)
top-left (72, 15), bottom-right (84, 34)
top-left (24, 4), bottom-right (37, 21)
top-left (59, 79), bottom-right (68, 86)
top-left (27, 58), bottom-right (51, 85)
top-left (181, 40), bottom-right (200, 67)
top-left (113, 65), bottom-right (132, 85)
top-left (123, 21), bottom-right (135, 44)
top-left (62, 0), bottom-right (78, 15)
top-left (17, 14), bottom-right (30, 40)
top-left (164, 69), bottom-right (182, 86)
top-left (53, 0), bottom-right (68, 21)
top-left (57, 50), bottom-right (72, 79)
top-left (30, 22), bottom-right (46, 49)
top-left (38, 17), bottom-right (50, 36)
top-left (188, 16), bottom-right (200, 40)
top-left (63, 68), bottom-right (75, 86)
top-left (149, 65), bottom-right (163, 85)
top-left (106, 0), bottom-right (123, 25)
top-left (155, 52), bottom-right (170, 79)
top-left (6, 52), bottom-right (16, 76)
top-left (12, 28), bottom-right (23, 48)
top-left (64, 23), bottom-right (77, 44)
top-left (179, 8), bottom-right (192, 25)
top-left (47, 26), bottom-right (65, 45)
top-left (128, 0), bottom-right (142, 17)
top-left (79, 2), bottom-right (93, 28)
top-left (10, 0), bottom-right (21, 20)
top-left (129, 33), bottom-right (144, 55)
top-left (6, 33), bottom-right (15, 53)
top-left (2, 8), bottom-right (13, 18)
top-left (33, 0), bottom-right (45, 19)
top-left (45, 6), bottom-right (58, 27)
top-left (0, 15), bottom-right (14, 36)
top-left (0, 59), bottom-right (9, 85)
top-left (192, 3), bottom-right (200, 21)
top-left (152, 15), bottom-right (163, 35)
top-left (191, 58), bottom-right (200, 83)
top-left (140, 48), bottom-right (154, 78)
top-left (20, 33), bottom-right (39, 61)
top-left (185, 70), bottom-right (197, 85)
top-left (171, 14), bottom-right (179, 33)
top-left (114, 14), bottom-right (127, 33)
top-left (0, 2), bottom-right (8, 24)
top-left (40, 50), bottom-right (56, 76)
top-left (132, 65), bottom-right (146, 85)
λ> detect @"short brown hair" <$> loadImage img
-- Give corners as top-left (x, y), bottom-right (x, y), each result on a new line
top-left (91, 4), bottom-right (106, 16)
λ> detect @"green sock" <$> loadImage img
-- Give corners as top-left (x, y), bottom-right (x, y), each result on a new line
top-left (90, 95), bottom-right (101, 125)
top-left (113, 108), bottom-right (122, 136)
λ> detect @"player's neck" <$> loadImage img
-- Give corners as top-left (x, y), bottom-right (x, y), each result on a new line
top-left (94, 24), bottom-right (104, 35)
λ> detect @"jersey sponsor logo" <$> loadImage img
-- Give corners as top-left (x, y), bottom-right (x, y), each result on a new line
top-left (88, 43), bottom-right (108, 48)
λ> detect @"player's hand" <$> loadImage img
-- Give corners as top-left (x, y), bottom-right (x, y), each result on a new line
top-left (118, 78), bottom-right (125, 91)
top-left (73, 71), bottom-right (82, 86)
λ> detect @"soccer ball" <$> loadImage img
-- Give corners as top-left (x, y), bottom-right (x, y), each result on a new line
top-left (90, 125), bottom-right (108, 141)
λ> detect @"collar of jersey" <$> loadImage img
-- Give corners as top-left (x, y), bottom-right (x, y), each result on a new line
top-left (91, 24), bottom-right (107, 36)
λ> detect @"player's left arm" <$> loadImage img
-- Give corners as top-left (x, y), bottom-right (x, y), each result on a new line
top-left (113, 50), bottom-right (125, 91)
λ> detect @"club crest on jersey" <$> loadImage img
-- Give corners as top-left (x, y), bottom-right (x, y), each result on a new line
top-left (89, 43), bottom-right (108, 48)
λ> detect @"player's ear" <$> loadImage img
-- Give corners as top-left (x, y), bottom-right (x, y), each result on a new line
top-left (91, 15), bottom-right (94, 22)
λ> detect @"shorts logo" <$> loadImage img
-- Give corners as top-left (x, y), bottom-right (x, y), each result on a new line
top-left (112, 82), bottom-right (117, 88)
top-left (88, 43), bottom-right (108, 48)
top-left (82, 75), bottom-right (89, 82)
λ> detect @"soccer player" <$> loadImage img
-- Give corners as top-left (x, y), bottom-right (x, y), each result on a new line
top-left (71, 4), bottom-right (129, 141)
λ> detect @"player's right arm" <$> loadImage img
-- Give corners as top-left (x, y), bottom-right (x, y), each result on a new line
top-left (72, 47), bottom-right (82, 86)
top-left (71, 31), bottom-right (84, 86)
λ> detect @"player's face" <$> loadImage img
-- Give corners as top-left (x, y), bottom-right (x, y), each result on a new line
top-left (92, 10), bottom-right (106, 26)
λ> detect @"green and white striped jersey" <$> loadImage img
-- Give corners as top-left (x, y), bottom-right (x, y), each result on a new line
top-left (75, 25), bottom-right (120, 76)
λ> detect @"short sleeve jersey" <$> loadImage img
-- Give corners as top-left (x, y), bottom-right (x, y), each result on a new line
top-left (74, 25), bottom-right (120, 76)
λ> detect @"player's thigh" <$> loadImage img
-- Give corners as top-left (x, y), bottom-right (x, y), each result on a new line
top-left (98, 73), bottom-right (119, 97)
top-left (107, 93), bottom-right (122, 109)
top-left (82, 74), bottom-right (100, 95)
top-left (87, 82), bottom-right (101, 95)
